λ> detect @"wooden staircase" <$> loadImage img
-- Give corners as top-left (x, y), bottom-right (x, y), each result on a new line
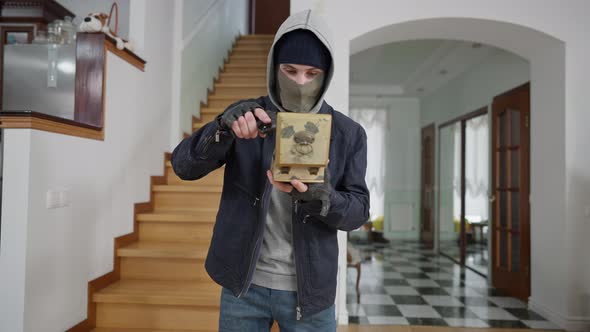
top-left (78, 34), bottom-right (273, 332)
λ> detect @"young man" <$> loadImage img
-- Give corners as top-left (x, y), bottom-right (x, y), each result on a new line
top-left (171, 9), bottom-right (369, 331)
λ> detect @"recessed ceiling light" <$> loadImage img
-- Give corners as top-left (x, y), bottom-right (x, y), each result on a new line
top-left (472, 42), bottom-right (482, 49)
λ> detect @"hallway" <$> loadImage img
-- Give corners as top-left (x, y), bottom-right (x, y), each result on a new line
top-left (346, 241), bottom-right (559, 330)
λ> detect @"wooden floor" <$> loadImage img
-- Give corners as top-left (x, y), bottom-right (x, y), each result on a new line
top-left (338, 326), bottom-right (560, 332)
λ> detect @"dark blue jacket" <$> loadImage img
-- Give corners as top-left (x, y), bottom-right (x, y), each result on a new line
top-left (170, 96), bottom-right (369, 318)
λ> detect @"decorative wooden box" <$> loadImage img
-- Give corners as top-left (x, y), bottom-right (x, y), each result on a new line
top-left (272, 112), bottom-right (332, 183)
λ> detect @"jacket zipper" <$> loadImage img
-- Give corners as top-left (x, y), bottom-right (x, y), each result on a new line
top-left (237, 178), bottom-right (271, 298)
top-left (293, 198), bottom-right (310, 320)
top-left (233, 182), bottom-right (261, 207)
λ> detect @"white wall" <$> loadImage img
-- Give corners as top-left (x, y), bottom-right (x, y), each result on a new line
top-left (171, 0), bottom-right (249, 149)
top-left (350, 97), bottom-right (421, 239)
top-left (0, 130), bottom-right (31, 332)
top-left (421, 49), bottom-right (530, 127)
top-left (0, 1), bottom-right (174, 331)
top-left (56, 0), bottom-right (131, 40)
top-left (291, 1), bottom-right (588, 330)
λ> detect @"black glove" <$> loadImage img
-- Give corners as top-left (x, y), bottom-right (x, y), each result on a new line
top-left (291, 168), bottom-right (333, 217)
top-left (217, 101), bottom-right (277, 135)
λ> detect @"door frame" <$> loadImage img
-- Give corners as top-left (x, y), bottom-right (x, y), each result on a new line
top-left (420, 123), bottom-right (435, 249)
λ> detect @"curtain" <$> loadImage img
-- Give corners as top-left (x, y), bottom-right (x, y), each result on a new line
top-left (465, 115), bottom-right (489, 221)
top-left (349, 108), bottom-right (387, 221)
top-left (451, 115), bottom-right (489, 222)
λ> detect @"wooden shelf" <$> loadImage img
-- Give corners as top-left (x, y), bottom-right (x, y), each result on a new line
top-left (0, 33), bottom-right (146, 139)
top-left (0, 110), bottom-right (104, 140)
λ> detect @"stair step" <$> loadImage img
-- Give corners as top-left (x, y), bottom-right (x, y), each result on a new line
top-left (236, 39), bottom-right (273, 45)
top-left (209, 93), bottom-right (263, 102)
top-left (121, 256), bottom-right (210, 281)
top-left (165, 160), bottom-right (225, 170)
top-left (228, 57), bottom-right (267, 64)
top-left (212, 87), bottom-right (266, 98)
top-left (136, 210), bottom-right (218, 223)
top-left (192, 122), bottom-right (206, 131)
top-left (225, 63), bottom-right (266, 69)
top-left (231, 45), bottom-right (269, 51)
top-left (230, 49), bottom-right (269, 57)
top-left (152, 185), bottom-right (222, 193)
top-left (199, 107), bottom-right (225, 114)
top-left (218, 78), bottom-right (267, 85)
top-left (96, 303), bottom-right (219, 330)
top-left (166, 162), bottom-right (224, 186)
top-left (118, 242), bottom-right (209, 259)
top-left (215, 83), bottom-right (266, 88)
top-left (229, 54), bottom-right (267, 60)
top-left (207, 95), bottom-right (261, 107)
top-left (93, 328), bottom-right (205, 332)
top-left (139, 222), bottom-right (213, 243)
top-left (94, 279), bottom-right (220, 306)
top-left (166, 174), bottom-right (223, 187)
top-left (241, 34), bottom-right (274, 40)
top-left (219, 71), bottom-right (266, 78)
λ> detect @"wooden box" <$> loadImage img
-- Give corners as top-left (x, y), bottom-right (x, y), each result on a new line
top-left (272, 112), bottom-right (332, 183)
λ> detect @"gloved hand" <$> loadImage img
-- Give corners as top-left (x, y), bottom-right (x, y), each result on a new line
top-left (291, 168), bottom-right (333, 217)
top-left (217, 101), bottom-right (277, 138)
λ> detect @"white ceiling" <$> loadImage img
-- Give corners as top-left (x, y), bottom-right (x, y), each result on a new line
top-left (349, 39), bottom-right (499, 98)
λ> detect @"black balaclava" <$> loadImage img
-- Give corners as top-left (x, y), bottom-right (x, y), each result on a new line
top-left (274, 29), bottom-right (332, 113)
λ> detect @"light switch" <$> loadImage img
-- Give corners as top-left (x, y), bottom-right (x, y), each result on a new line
top-left (46, 190), bottom-right (60, 209)
top-left (59, 188), bottom-right (71, 207)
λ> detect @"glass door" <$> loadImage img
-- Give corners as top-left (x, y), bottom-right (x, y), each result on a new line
top-left (438, 109), bottom-right (489, 276)
top-left (464, 115), bottom-right (490, 275)
top-left (438, 123), bottom-right (462, 263)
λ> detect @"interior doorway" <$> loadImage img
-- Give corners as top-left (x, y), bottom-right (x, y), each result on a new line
top-left (249, 0), bottom-right (290, 34)
top-left (490, 82), bottom-right (531, 301)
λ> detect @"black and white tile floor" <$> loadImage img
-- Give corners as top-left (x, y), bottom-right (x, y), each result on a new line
top-left (439, 240), bottom-right (489, 276)
top-left (346, 241), bottom-right (559, 329)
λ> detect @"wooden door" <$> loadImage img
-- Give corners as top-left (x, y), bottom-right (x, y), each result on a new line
top-left (420, 124), bottom-right (435, 248)
top-left (250, 0), bottom-right (290, 34)
top-left (491, 82), bottom-right (531, 300)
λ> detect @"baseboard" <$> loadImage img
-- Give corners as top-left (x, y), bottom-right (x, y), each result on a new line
top-left (529, 297), bottom-right (590, 331)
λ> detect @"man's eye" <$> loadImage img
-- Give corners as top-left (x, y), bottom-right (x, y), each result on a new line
top-left (307, 72), bottom-right (319, 77)
top-left (287, 70), bottom-right (296, 75)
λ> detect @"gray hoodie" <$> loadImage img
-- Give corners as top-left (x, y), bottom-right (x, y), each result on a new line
top-left (251, 9), bottom-right (335, 291)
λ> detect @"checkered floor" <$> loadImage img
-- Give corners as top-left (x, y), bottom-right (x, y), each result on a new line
top-left (439, 240), bottom-right (489, 276)
top-left (346, 241), bottom-right (559, 329)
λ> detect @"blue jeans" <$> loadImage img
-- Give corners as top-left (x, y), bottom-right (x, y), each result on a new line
top-left (219, 284), bottom-right (337, 332)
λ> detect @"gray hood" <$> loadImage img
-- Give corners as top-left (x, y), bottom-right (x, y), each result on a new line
top-left (267, 9), bottom-right (334, 114)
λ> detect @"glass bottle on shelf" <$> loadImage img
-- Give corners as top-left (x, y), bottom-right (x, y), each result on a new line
top-left (32, 30), bottom-right (48, 44)
top-left (47, 23), bottom-right (58, 44)
top-left (53, 19), bottom-right (65, 44)
top-left (61, 16), bottom-right (76, 44)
